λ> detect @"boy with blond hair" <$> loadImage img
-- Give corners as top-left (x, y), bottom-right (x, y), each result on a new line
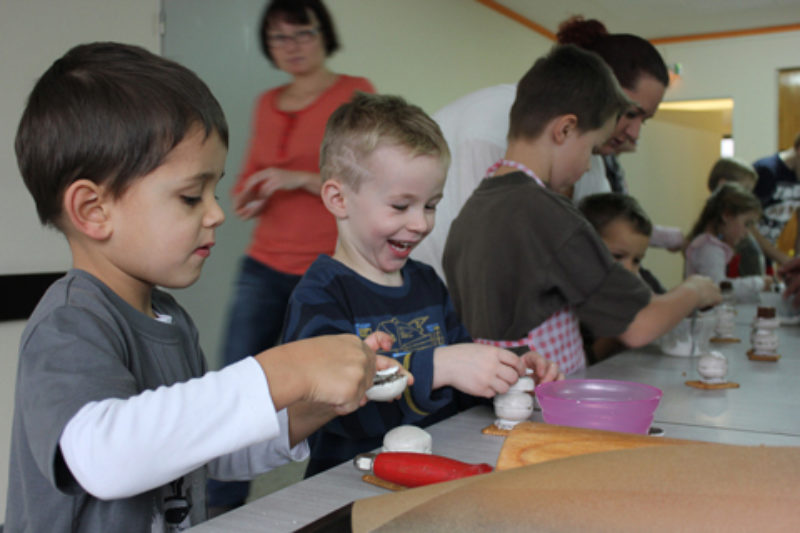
top-left (443, 45), bottom-right (721, 375)
top-left (282, 92), bottom-right (562, 476)
top-left (6, 42), bottom-right (404, 532)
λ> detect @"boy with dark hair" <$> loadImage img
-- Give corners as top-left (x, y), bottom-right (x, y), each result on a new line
top-left (579, 192), bottom-right (653, 275)
top-left (282, 92), bottom-right (562, 477)
top-left (443, 45), bottom-right (721, 375)
top-left (579, 192), bottom-right (653, 362)
top-left (6, 42), bottom-right (403, 532)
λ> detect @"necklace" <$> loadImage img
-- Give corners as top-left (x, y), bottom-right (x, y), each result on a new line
top-left (485, 159), bottom-right (546, 188)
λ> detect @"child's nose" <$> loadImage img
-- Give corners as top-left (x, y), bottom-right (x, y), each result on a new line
top-left (407, 209), bottom-right (432, 233)
top-left (205, 198), bottom-right (226, 228)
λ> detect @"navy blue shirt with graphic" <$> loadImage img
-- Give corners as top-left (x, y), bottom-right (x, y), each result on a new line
top-left (282, 255), bottom-right (477, 476)
top-left (753, 153), bottom-right (800, 243)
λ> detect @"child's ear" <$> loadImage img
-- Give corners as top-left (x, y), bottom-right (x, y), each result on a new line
top-left (552, 114), bottom-right (579, 145)
top-left (63, 179), bottom-right (113, 240)
top-left (321, 177), bottom-right (348, 219)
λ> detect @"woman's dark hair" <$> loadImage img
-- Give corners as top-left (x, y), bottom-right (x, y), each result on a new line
top-left (579, 193), bottom-right (653, 237)
top-left (557, 16), bottom-right (669, 90)
top-left (260, 0), bottom-right (340, 64)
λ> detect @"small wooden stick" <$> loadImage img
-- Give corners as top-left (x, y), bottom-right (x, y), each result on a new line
top-left (746, 349), bottom-right (781, 362)
top-left (481, 423), bottom-right (511, 436)
top-left (361, 474), bottom-right (407, 491)
top-left (685, 380), bottom-right (740, 390)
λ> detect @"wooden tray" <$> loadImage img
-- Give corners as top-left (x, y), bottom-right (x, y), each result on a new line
top-left (496, 421), bottom-right (699, 470)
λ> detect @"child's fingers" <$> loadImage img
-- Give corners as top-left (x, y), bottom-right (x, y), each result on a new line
top-left (522, 351), bottom-right (562, 383)
top-left (496, 348), bottom-right (526, 374)
top-left (364, 331), bottom-right (394, 352)
top-left (490, 376), bottom-right (516, 396)
top-left (495, 363), bottom-right (522, 389)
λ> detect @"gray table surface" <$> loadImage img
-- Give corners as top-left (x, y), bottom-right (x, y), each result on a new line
top-left (190, 304), bottom-right (800, 532)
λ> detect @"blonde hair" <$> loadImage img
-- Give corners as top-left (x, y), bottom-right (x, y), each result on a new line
top-left (320, 92), bottom-right (450, 189)
top-left (707, 157), bottom-right (757, 192)
top-left (689, 182), bottom-right (761, 242)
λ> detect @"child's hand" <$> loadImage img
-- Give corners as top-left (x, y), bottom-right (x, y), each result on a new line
top-left (256, 334), bottom-right (376, 415)
top-left (682, 274), bottom-right (722, 309)
top-left (363, 331), bottom-right (394, 353)
top-left (520, 350), bottom-right (564, 384)
top-left (762, 275), bottom-right (775, 291)
top-left (433, 343), bottom-right (526, 398)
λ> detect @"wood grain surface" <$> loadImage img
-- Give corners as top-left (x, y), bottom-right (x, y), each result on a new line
top-left (496, 421), bottom-right (702, 470)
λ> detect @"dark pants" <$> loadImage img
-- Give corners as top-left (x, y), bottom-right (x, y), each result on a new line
top-left (206, 257), bottom-right (302, 509)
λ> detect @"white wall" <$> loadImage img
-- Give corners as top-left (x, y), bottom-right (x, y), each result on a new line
top-left (326, 0), bottom-right (552, 114)
top-left (655, 31), bottom-right (800, 162)
top-left (0, 322), bottom-right (23, 524)
top-left (0, 0), bottom-right (161, 277)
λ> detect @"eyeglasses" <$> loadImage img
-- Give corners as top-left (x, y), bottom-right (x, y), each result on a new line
top-left (267, 27), bottom-right (320, 48)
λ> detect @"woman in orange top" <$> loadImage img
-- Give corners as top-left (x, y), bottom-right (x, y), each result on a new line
top-left (211, 0), bottom-right (374, 512)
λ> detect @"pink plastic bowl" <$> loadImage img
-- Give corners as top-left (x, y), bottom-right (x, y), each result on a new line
top-left (535, 379), bottom-right (662, 435)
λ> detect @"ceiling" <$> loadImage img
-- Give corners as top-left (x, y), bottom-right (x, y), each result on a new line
top-left (492, 0), bottom-right (800, 41)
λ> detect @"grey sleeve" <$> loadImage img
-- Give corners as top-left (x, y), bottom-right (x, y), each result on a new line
top-left (18, 306), bottom-right (139, 492)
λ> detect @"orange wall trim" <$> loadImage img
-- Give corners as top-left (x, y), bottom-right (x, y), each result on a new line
top-left (476, 0), bottom-right (556, 41)
top-left (476, 0), bottom-right (800, 45)
top-left (650, 23), bottom-right (800, 44)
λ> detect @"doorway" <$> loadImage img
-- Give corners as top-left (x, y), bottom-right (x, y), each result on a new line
top-left (778, 67), bottom-right (800, 150)
top-left (623, 98), bottom-right (733, 288)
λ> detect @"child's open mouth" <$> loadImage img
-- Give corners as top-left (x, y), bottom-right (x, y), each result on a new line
top-left (388, 240), bottom-right (414, 255)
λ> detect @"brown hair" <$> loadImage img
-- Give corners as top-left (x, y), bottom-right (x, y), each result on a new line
top-left (579, 193), bottom-right (653, 237)
top-left (707, 157), bottom-right (757, 192)
top-left (508, 44), bottom-right (631, 141)
top-left (688, 182), bottom-right (761, 242)
top-left (16, 42), bottom-right (228, 228)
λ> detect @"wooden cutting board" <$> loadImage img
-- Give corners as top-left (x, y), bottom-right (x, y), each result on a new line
top-left (496, 421), bottom-right (702, 470)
